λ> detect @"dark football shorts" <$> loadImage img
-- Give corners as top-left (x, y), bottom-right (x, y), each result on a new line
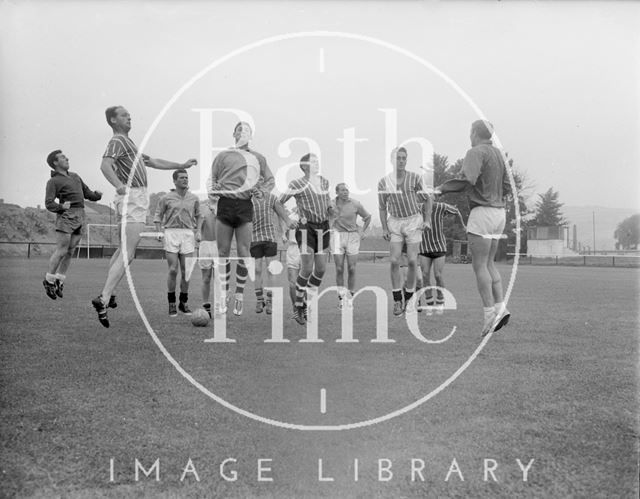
top-left (250, 241), bottom-right (278, 258)
top-left (419, 251), bottom-right (447, 259)
top-left (55, 208), bottom-right (85, 235)
top-left (296, 220), bottom-right (330, 254)
top-left (216, 197), bottom-right (253, 228)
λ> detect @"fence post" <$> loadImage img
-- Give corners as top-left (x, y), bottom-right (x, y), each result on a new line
top-left (27, 242), bottom-right (31, 259)
top-left (583, 256), bottom-right (586, 266)
top-left (612, 256), bottom-right (615, 267)
top-left (555, 256), bottom-right (558, 265)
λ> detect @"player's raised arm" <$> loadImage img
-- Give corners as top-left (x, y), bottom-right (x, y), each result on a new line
top-left (144, 156), bottom-right (197, 171)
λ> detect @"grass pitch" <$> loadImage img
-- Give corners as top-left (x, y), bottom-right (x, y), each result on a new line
top-left (1, 258), bottom-right (638, 498)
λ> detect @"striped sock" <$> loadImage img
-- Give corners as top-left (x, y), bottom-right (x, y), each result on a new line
top-left (235, 259), bottom-right (248, 296)
top-left (308, 272), bottom-right (322, 288)
top-left (255, 287), bottom-right (264, 302)
top-left (216, 259), bottom-right (230, 300)
top-left (295, 274), bottom-right (309, 308)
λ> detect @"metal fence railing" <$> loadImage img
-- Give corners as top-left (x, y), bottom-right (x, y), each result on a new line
top-left (2, 241), bottom-right (638, 268)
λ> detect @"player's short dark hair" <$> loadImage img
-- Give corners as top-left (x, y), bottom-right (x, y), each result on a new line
top-left (335, 183), bottom-right (348, 193)
top-left (46, 150), bottom-right (62, 169)
top-left (172, 168), bottom-right (188, 181)
top-left (472, 120), bottom-right (493, 140)
top-left (233, 121), bottom-right (252, 134)
top-left (299, 153), bottom-right (314, 171)
top-left (105, 106), bottom-right (122, 128)
top-left (397, 147), bottom-right (407, 155)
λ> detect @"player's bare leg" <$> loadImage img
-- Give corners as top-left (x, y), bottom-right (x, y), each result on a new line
top-left (166, 252), bottom-right (180, 316)
top-left (44, 231), bottom-right (71, 299)
top-left (99, 222), bottom-right (144, 303)
top-left (92, 222), bottom-right (143, 327)
top-left (254, 257), bottom-right (265, 313)
top-left (389, 241), bottom-right (404, 315)
top-left (177, 252), bottom-right (192, 314)
top-left (214, 220), bottom-right (234, 313)
top-left (419, 255), bottom-right (434, 315)
top-left (432, 256), bottom-right (446, 314)
top-left (403, 242), bottom-right (420, 314)
top-left (232, 222), bottom-right (252, 316)
top-left (334, 253), bottom-right (346, 308)
top-left (345, 254), bottom-right (358, 308)
top-left (201, 268), bottom-right (213, 317)
top-left (287, 267), bottom-right (298, 315)
top-left (487, 238), bottom-right (510, 331)
top-left (293, 252), bottom-right (314, 325)
top-left (468, 233), bottom-right (496, 336)
top-left (263, 255), bottom-right (275, 314)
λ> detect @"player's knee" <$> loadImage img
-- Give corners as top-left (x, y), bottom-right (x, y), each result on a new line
top-left (347, 263), bottom-right (357, 274)
top-left (389, 255), bottom-right (401, 266)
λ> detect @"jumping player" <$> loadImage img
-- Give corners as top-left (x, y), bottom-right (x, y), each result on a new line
top-left (208, 121), bottom-right (274, 316)
top-left (279, 153), bottom-right (335, 325)
top-left (331, 183), bottom-right (371, 309)
top-left (435, 119), bottom-right (511, 336)
top-left (43, 150), bottom-right (102, 299)
top-left (153, 169), bottom-right (201, 316)
top-left (91, 106), bottom-right (196, 328)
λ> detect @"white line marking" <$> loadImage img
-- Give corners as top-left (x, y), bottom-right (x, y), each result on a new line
top-left (319, 48), bottom-right (325, 73)
top-left (320, 388), bottom-right (327, 414)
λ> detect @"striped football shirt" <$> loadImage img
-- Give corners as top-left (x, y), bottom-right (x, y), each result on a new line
top-left (103, 134), bottom-right (148, 188)
top-left (252, 193), bottom-right (278, 242)
top-left (420, 202), bottom-right (457, 254)
top-left (279, 176), bottom-right (331, 224)
top-left (378, 170), bottom-right (429, 219)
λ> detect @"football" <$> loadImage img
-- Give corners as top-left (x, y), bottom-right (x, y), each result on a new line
top-left (191, 308), bottom-right (210, 327)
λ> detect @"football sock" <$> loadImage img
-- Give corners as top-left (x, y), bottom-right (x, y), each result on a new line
top-left (392, 289), bottom-right (403, 302)
top-left (255, 287), bottom-right (264, 302)
top-left (295, 274), bottom-right (309, 308)
top-left (45, 273), bottom-right (56, 284)
top-left (168, 292), bottom-right (176, 303)
top-left (179, 292), bottom-right (188, 304)
top-left (235, 259), bottom-right (248, 295)
top-left (55, 273), bottom-right (66, 282)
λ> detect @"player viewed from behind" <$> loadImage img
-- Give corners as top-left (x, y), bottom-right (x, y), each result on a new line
top-left (208, 121), bottom-right (275, 316)
top-left (378, 147), bottom-right (432, 317)
top-left (435, 119), bottom-right (511, 336)
top-left (198, 200), bottom-right (217, 318)
top-left (331, 183), bottom-right (371, 309)
top-left (91, 106), bottom-right (196, 328)
top-left (419, 201), bottom-right (463, 315)
top-left (153, 169), bottom-right (201, 317)
top-left (43, 150), bottom-right (102, 300)
top-left (279, 153), bottom-right (335, 325)
top-left (251, 187), bottom-right (295, 314)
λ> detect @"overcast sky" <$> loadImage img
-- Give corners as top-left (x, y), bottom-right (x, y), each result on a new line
top-left (1, 0), bottom-right (638, 215)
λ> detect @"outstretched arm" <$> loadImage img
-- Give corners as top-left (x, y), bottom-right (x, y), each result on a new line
top-left (144, 155), bottom-right (197, 171)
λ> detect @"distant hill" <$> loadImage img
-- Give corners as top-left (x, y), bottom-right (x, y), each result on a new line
top-left (562, 205), bottom-right (639, 251)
